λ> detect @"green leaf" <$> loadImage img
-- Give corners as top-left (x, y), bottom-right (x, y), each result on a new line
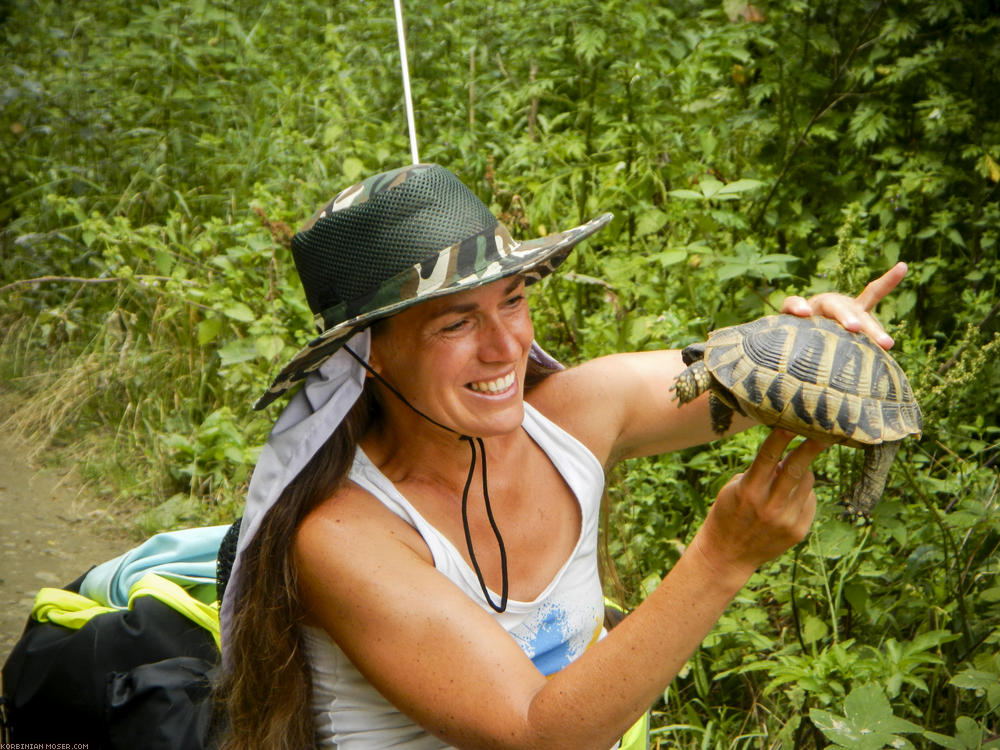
top-left (573, 24), bottom-right (606, 64)
top-left (946, 228), bottom-right (965, 247)
top-left (810, 519), bottom-right (858, 559)
top-left (342, 156), bottom-right (365, 182)
top-left (154, 248), bottom-right (174, 275)
top-left (254, 333), bottom-right (284, 361)
top-left (639, 572), bottom-right (661, 600)
top-left (218, 338), bottom-right (258, 366)
top-left (811, 685), bottom-right (922, 750)
top-left (224, 445), bottom-right (247, 464)
top-left (222, 301), bottom-right (255, 322)
top-left (891, 289), bottom-right (917, 320)
top-left (197, 317), bottom-right (223, 345)
top-left (136, 494), bottom-right (202, 534)
top-left (802, 615), bottom-right (829, 645)
top-left (922, 730), bottom-right (968, 750)
top-left (980, 586), bottom-right (1000, 603)
top-left (668, 189), bottom-right (705, 201)
top-left (634, 208), bottom-right (669, 237)
top-left (715, 178), bottom-right (765, 196)
top-left (698, 177), bottom-right (725, 199)
top-left (955, 717), bottom-right (986, 748)
top-left (906, 630), bottom-right (958, 654)
top-left (850, 106), bottom-right (891, 147)
top-left (949, 667), bottom-right (1000, 698)
top-left (653, 249), bottom-right (688, 266)
top-left (924, 717), bottom-right (992, 750)
top-left (716, 262), bottom-right (751, 282)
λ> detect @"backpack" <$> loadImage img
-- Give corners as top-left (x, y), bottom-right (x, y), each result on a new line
top-left (1, 520), bottom-right (241, 748)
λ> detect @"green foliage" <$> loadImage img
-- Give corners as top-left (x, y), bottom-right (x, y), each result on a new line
top-left (2, 0), bottom-right (998, 745)
top-left (811, 684), bottom-right (923, 750)
top-left (811, 684), bottom-right (1000, 750)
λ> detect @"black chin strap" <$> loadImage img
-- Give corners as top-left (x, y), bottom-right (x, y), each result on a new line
top-left (344, 345), bottom-right (509, 613)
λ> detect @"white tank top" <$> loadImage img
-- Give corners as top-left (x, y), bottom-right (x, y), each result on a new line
top-left (302, 402), bottom-right (607, 749)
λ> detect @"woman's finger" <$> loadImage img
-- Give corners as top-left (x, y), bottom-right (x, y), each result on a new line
top-left (742, 429), bottom-right (796, 490)
top-left (855, 261), bottom-right (908, 311)
top-left (780, 263), bottom-right (907, 350)
top-left (790, 489), bottom-right (819, 541)
top-left (781, 295), bottom-right (813, 317)
top-left (783, 292), bottom-right (895, 350)
top-left (771, 439), bottom-right (825, 501)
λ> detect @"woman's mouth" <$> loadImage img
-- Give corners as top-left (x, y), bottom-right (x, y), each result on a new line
top-left (466, 372), bottom-right (516, 395)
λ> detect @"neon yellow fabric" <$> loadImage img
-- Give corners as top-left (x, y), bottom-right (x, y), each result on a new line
top-left (620, 711), bottom-right (650, 750)
top-left (31, 573), bottom-right (221, 650)
top-left (127, 573), bottom-right (220, 649)
top-left (32, 588), bottom-right (116, 630)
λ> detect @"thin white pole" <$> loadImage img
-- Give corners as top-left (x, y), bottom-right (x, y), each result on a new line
top-left (393, 0), bottom-right (420, 164)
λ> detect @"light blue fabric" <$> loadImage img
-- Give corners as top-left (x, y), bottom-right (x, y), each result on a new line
top-left (79, 524), bottom-right (230, 607)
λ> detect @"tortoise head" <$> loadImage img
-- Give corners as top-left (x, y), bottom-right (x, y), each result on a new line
top-left (681, 341), bottom-right (707, 366)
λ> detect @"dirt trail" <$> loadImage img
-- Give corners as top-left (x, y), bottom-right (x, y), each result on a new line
top-left (0, 435), bottom-right (137, 664)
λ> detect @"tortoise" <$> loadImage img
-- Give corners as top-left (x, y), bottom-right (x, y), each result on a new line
top-left (671, 314), bottom-right (923, 517)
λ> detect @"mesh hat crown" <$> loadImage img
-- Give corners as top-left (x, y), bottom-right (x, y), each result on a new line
top-left (255, 163), bottom-right (612, 409)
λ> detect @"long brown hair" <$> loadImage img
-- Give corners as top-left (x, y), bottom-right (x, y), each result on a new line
top-left (217, 388), bottom-right (376, 750)
top-left (218, 355), bottom-right (567, 748)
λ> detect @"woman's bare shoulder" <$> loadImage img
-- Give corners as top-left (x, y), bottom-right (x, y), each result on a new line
top-left (526, 356), bottom-right (628, 464)
top-left (526, 349), bottom-right (697, 463)
top-left (294, 479), bottom-right (432, 579)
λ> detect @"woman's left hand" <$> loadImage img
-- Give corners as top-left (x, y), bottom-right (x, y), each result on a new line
top-left (781, 261), bottom-right (907, 350)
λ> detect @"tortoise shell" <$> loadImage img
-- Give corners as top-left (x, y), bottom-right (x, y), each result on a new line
top-left (687, 314), bottom-right (922, 447)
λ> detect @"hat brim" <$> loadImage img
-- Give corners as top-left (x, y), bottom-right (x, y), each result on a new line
top-left (253, 212), bottom-right (612, 409)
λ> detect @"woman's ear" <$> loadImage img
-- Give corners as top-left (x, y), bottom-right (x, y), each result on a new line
top-left (365, 330), bottom-right (384, 377)
top-left (366, 318), bottom-right (392, 376)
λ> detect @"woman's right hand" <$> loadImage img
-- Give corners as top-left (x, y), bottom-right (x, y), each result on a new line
top-left (690, 430), bottom-right (824, 589)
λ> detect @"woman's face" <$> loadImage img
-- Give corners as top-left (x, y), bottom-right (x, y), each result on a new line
top-left (369, 275), bottom-right (534, 438)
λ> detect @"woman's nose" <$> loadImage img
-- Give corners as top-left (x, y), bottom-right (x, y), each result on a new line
top-left (479, 317), bottom-right (524, 362)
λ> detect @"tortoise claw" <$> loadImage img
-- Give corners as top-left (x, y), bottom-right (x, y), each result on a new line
top-left (838, 500), bottom-right (873, 526)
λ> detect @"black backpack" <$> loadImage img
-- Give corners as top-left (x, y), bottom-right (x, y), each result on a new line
top-left (1, 519), bottom-right (241, 749)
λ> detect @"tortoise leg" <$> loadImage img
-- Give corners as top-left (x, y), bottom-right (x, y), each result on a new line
top-left (671, 360), bottom-right (713, 405)
top-left (709, 392), bottom-right (734, 434)
top-left (843, 441), bottom-right (901, 519)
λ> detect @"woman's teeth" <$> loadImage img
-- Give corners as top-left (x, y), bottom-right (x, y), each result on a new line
top-left (468, 372), bottom-right (515, 394)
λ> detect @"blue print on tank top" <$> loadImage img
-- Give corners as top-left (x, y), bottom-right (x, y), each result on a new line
top-left (514, 600), bottom-right (595, 677)
top-left (529, 604), bottom-right (573, 675)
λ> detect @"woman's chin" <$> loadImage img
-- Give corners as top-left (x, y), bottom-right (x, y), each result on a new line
top-left (454, 387), bottom-right (525, 436)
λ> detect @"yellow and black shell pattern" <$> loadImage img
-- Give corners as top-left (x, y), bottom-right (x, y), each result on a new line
top-left (700, 314), bottom-right (922, 446)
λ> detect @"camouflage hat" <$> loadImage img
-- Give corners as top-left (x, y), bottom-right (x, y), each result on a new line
top-left (254, 163), bottom-right (612, 409)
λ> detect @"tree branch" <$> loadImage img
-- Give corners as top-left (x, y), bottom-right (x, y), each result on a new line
top-left (0, 274), bottom-right (192, 294)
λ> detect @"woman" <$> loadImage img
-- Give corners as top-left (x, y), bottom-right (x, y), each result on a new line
top-left (219, 163), bottom-right (905, 749)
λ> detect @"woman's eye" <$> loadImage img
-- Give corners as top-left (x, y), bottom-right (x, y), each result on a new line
top-left (442, 319), bottom-right (469, 333)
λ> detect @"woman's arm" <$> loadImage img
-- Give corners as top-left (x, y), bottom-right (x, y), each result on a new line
top-left (295, 431), bottom-right (821, 750)
top-left (532, 263), bottom-right (908, 464)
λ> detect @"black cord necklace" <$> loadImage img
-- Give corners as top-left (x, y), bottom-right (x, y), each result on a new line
top-left (344, 345), bottom-right (510, 613)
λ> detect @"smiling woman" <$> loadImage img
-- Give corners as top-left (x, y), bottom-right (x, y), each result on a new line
top-left (216, 163), bottom-right (906, 750)
top-left (368, 275), bottom-right (534, 438)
